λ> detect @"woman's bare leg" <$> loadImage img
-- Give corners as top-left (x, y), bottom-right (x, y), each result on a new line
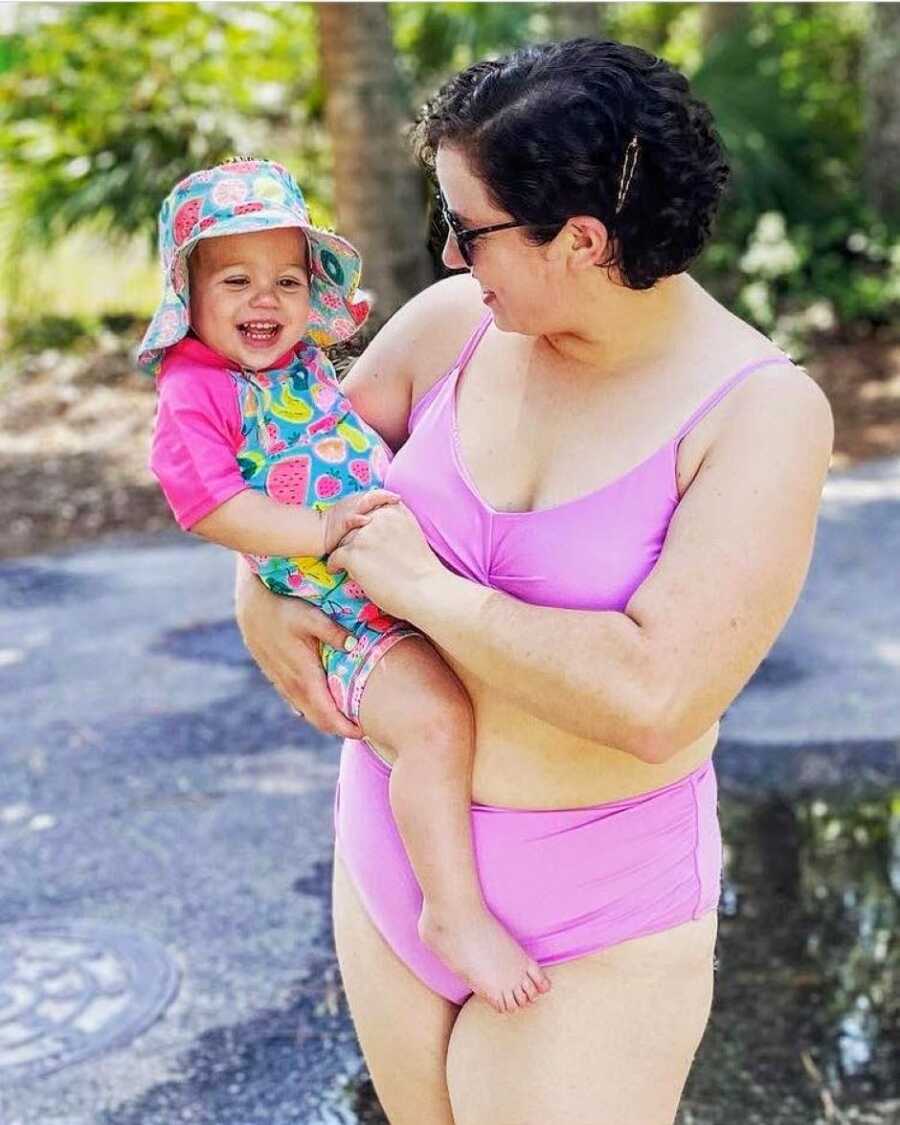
top-left (357, 636), bottom-right (550, 1013)
top-left (332, 851), bottom-right (459, 1125)
top-left (446, 912), bottom-right (718, 1125)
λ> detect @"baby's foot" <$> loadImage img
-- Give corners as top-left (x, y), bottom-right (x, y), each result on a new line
top-left (418, 900), bottom-right (552, 1014)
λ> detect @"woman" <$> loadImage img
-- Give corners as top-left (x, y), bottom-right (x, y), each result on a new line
top-left (236, 39), bottom-right (833, 1124)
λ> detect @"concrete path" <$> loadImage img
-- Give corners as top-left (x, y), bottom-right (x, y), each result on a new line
top-left (1, 455), bottom-right (897, 1124)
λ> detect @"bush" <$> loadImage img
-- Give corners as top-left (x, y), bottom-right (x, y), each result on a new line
top-left (8, 314), bottom-right (96, 353)
top-left (99, 311), bottom-right (142, 335)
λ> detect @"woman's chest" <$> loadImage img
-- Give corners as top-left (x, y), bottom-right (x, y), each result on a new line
top-left (386, 372), bottom-right (685, 614)
top-left (455, 368), bottom-right (581, 513)
top-left (453, 345), bottom-right (703, 514)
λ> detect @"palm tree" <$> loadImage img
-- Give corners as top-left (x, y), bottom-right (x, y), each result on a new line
top-left (316, 2), bottom-right (433, 331)
top-left (862, 1), bottom-right (900, 223)
top-left (544, 3), bottom-right (604, 42)
top-left (700, 3), bottom-right (746, 48)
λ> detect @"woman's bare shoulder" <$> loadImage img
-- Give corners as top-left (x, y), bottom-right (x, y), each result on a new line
top-left (341, 273), bottom-right (485, 450)
top-left (389, 272), bottom-right (487, 387)
top-left (355, 274), bottom-right (483, 380)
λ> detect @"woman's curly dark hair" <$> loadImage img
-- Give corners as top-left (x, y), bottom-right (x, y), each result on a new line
top-left (412, 39), bottom-right (730, 290)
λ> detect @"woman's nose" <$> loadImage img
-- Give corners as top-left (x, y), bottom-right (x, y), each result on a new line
top-left (441, 231), bottom-right (468, 272)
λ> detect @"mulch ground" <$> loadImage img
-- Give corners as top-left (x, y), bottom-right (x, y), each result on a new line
top-left (1, 330), bottom-right (898, 560)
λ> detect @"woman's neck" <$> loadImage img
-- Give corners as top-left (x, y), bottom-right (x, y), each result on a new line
top-left (540, 273), bottom-right (708, 381)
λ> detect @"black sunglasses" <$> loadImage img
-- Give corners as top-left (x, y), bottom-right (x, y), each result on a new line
top-left (437, 191), bottom-right (561, 267)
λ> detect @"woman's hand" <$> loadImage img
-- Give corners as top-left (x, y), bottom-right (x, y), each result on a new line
top-left (320, 489), bottom-right (400, 555)
top-left (234, 557), bottom-right (364, 740)
top-left (325, 500), bottom-right (444, 620)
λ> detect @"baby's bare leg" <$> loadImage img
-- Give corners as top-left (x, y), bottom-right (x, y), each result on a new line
top-left (358, 636), bottom-right (551, 1014)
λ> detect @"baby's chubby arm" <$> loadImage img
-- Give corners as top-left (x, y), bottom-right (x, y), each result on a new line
top-left (151, 353), bottom-right (400, 558)
top-left (192, 487), bottom-right (400, 557)
top-left (234, 274), bottom-right (485, 732)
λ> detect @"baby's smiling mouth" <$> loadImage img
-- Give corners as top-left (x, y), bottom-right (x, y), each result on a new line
top-left (237, 320), bottom-right (282, 344)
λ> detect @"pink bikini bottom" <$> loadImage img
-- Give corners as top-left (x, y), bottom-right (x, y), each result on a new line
top-left (333, 738), bottom-right (722, 1004)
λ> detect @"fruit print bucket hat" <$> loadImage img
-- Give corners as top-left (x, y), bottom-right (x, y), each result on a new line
top-left (137, 158), bottom-right (370, 376)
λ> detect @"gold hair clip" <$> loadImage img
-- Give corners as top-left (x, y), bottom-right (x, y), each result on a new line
top-left (615, 136), bottom-right (640, 215)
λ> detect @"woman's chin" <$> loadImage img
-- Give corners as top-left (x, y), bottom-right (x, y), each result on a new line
top-left (485, 303), bottom-right (514, 332)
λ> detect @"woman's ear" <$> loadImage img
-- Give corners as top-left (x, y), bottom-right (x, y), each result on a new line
top-left (565, 216), bottom-right (611, 270)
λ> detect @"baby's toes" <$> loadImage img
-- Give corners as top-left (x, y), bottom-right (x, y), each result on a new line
top-left (519, 975), bottom-right (539, 1003)
top-left (482, 988), bottom-right (505, 1015)
top-left (502, 989), bottom-right (519, 1015)
top-left (513, 983), bottom-right (533, 1008)
top-left (528, 963), bottom-right (552, 992)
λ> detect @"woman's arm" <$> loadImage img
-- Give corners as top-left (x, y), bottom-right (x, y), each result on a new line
top-left (328, 368), bottom-right (835, 764)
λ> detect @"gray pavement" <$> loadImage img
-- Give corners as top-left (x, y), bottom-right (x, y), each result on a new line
top-left (1, 454), bottom-right (898, 1124)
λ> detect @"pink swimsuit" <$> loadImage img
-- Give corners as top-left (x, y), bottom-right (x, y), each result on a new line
top-left (334, 312), bottom-right (796, 1003)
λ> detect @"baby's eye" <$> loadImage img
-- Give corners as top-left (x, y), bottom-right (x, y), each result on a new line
top-left (224, 277), bottom-right (248, 286)
top-left (279, 277), bottom-right (307, 289)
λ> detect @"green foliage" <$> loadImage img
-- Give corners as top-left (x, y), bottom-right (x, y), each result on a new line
top-left (99, 310), bottom-right (142, 334)
top-left (5, 306), bottom-right (146, 355)
top-left (691, 4), bottom-right (868, 229)
top-left (8, 312), bottom-right (96, 352)
top-left (0, 0), bottom-right (896, 350)
top-left (0, 2), bottom-right (324, 249)
top-left (664, 2), bottom-right (897, 347)
top-left (605, 1), bottom-right (700, 61)
top-left (392, 2), bottom-right (536, 97)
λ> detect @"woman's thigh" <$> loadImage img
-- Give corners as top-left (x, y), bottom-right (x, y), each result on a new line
top-left (446, 912), bottom-right (718, 1125)
top-left (332, 850), bottom-right (462, 1125)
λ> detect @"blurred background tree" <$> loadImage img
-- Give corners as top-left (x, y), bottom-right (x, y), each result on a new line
top-left (0, 0), bottom-right (897, 355)
top-left (316, 2), bottom-right (432, 324)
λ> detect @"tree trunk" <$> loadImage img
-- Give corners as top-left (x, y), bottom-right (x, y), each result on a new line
top-left (544, 2), bottom-right (604, 42)
top-left (700, 2), bottom-right (745, 48)
top-left (862, 1), bottom-right (900, 223)
top-left (316, 3), bottom-right (433, 332)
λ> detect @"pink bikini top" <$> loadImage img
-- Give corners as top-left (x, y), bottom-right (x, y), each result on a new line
top-left (384, 313), bottom-right (794, 612)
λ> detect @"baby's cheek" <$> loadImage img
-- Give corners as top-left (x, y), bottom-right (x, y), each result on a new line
top-left (190, 284), bottom-right (227, 341)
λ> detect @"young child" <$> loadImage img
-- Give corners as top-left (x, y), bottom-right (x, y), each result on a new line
top-left (140, 159), bottom-right (551, 1013)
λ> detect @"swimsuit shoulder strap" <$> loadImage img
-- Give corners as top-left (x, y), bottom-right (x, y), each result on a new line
top-left (675, 354), bottom-right (795, 443)
top-left (408, 311), bottom-right (493, 430)
top-left (454, 310), bottom-right (494, 375)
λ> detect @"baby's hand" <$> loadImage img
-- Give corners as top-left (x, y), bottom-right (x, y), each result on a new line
top-left (320, 490), bottom-right (400, 556)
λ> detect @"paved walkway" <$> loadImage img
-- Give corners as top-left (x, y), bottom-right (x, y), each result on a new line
top-left (1, 455), bottom-right (898, 1123)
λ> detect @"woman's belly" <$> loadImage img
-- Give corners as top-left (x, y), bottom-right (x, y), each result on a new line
top-left (462, 676), bottom-right (719, 810)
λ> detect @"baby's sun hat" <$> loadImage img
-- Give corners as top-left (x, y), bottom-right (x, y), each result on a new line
top-left (138, 158), bottom-right (370, 376)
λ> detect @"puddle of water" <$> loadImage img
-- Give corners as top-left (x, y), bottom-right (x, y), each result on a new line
top-left (682, 790), bottom-right (899, 1123)
top-left (323, 788), bottom-right (900, 1125)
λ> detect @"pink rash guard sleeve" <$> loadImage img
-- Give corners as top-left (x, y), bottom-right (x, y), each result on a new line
top-left (150, 356), bottom-right (248, 531)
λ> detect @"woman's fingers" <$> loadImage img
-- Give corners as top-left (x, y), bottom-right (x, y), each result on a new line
top-left (289, 600), bottom-right (356, 652)
top-left (285, 669), bottom-right (363, 739)
top-left (274, 641), bottom-right (363, 739)
top-left (353, 489), bottom-right (400, 514)
top-left (278, 605), bottom-right (363, 737)
top-left (233, 560), bottom-right (363, 740)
